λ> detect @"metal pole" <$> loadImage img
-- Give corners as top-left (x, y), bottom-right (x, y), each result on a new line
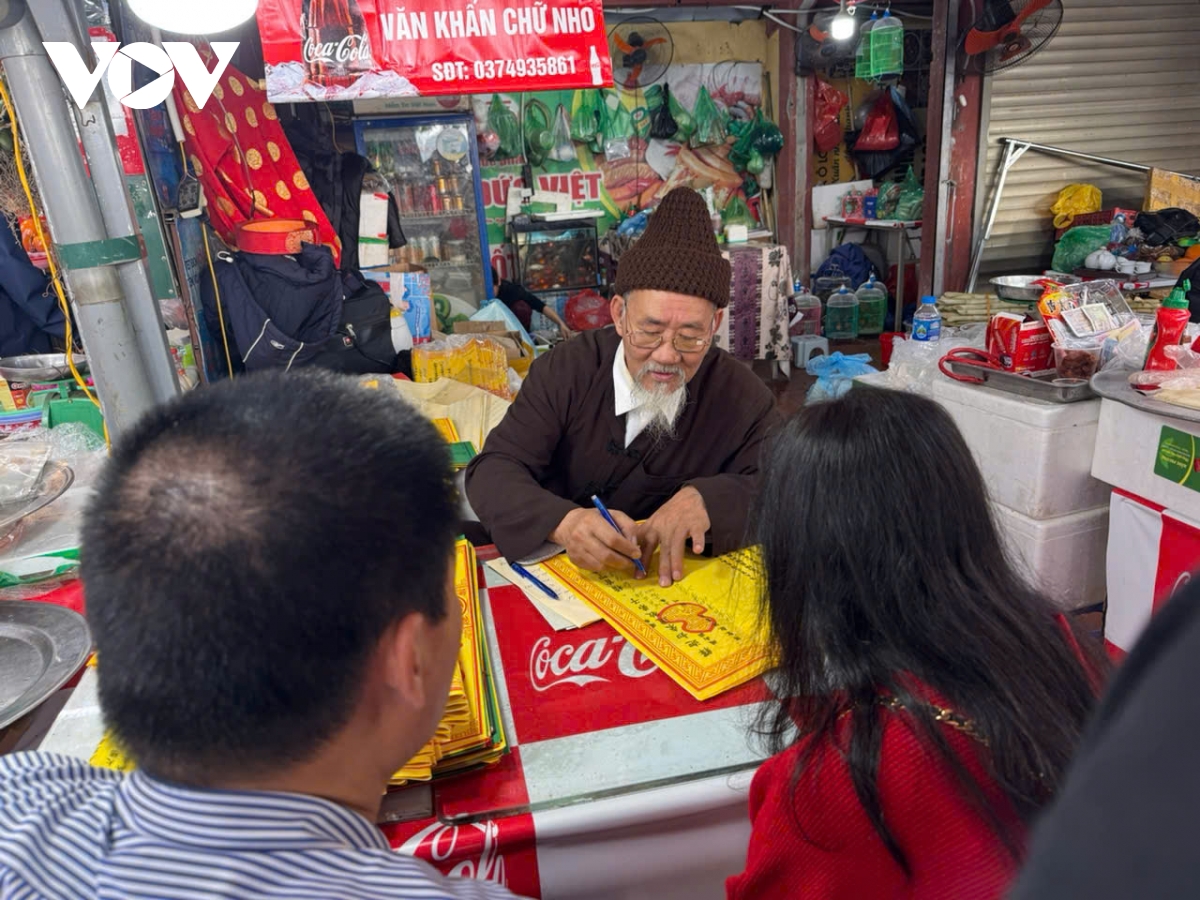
top-left (0, 3), bottom-right (157, 439)
top-left (999, 136), bottom-right (1155, 175)
top-left (966, 139), bottom-right (1024, 293)
top-left (931, 0), bottom-right (958, 299)
top-left (29, 1), bottom-right (179, 405)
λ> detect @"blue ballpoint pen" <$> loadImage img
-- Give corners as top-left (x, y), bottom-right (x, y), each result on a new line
top-left (511, 563), bottom-right (559, 601)
top-left (590, 494), bottom-right (648, 576)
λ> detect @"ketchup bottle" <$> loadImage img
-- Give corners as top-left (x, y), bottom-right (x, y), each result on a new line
top-left (1146, 280), bottom-right (1192, 371)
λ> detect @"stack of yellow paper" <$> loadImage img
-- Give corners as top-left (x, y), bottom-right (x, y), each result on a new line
top-left (543, 547), bottom-right (771, 701)
top-left (389, 539), bottom-right (507, 786)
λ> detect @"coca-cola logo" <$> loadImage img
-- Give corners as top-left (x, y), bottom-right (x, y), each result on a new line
top-left (302, 33), bottom-right (373, 67)
top-left (398, 820), bottom-right (506, 884)
top-left (530, 634), bottom-right (656, 692)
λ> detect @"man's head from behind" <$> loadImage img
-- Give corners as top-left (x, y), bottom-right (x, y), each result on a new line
top-left (81, 371), bottom-right (461, 787)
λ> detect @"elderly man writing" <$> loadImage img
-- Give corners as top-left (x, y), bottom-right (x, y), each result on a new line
top-left (466, 187), bottom-right (780, 586)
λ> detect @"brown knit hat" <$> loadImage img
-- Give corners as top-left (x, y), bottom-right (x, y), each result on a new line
top-left (614, 187), bottom-right (731, 309)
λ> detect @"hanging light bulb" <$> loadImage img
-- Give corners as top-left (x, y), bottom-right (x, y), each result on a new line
top-left (830, 0), bottom-right (857, 41)
top-left (126, 0), bottom-right (259, 35)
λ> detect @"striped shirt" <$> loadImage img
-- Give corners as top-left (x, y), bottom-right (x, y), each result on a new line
top-left (0, 753), bottom-right (521, 900)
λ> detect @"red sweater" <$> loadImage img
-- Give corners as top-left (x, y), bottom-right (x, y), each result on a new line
top-left (727, 698), bottom-right (1023, 900)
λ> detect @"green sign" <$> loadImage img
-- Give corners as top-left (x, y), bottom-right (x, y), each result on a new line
top-left (1155, 425), bottom-right (1200, 492)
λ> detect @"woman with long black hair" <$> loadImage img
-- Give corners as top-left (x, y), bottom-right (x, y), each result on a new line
top-left (727, 388), bottom-right (1103, 900)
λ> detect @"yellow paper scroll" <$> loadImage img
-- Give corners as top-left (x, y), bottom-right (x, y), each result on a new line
top-left (542, 548), bottom-right (770, 701)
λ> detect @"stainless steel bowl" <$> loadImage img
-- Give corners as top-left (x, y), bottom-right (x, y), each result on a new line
top-left (989, 274), bottom-right (1082, 303)
top-left (0, 353), bottom-right (89, 382)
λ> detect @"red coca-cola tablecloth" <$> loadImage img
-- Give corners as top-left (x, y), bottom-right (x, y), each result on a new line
top-left (379, 567), bottom-right (767, 898)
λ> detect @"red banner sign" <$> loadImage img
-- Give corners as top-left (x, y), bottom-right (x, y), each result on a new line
top-left (256, 0), bottom-right (612, 102)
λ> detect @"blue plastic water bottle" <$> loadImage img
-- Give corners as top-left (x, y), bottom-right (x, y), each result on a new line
top-left (911, 295), bottom-right (942, 342)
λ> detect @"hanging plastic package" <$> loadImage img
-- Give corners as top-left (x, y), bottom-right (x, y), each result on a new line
top-left (814, 78), bottom-right (849, 154)
top-left (746, 149), bottom-right (765, 176)
top-left (855, 91), bottom-right (900, 152)
top-left (892, 166), bottom-right (925, 220)
top-left (570, 89), bottom-right (604, 143)
top-left (523, 98), bottom-right (553, 167)
top-left (603, 91), bottom-right (636, 161)
top-left (753, 109), bottom-right (785, 157)
top-left (588, 92), bottom-right (611, 155)
top-left (690, 85), bottom-right (727, 148)
top-left (548, 103), bottom-right (577, 163)
top-left (805, 352), bottom-right (878, 404)
top-left (869, 9), bottom-right (904, 77)
top-left (649, 82), bottom-right (679, 140)
top-left (488, 94), bottom-right (521, 161)
top-left (730, 108), bottom-right (784, 171)
top-left (722, 194), bottom-right (755, 230)
top-left (668, 86), bottom-right (695, 142)
top-left (855, 12), bottom-right (878, 78)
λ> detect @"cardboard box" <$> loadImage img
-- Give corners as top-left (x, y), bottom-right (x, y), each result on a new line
top-left (453, 321), bottom-right (529, 363)
top-left (987, 313), bottom-right (1055, 376)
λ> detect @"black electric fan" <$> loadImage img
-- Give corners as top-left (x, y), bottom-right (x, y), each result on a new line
top-left (609, 17), bottom-right (674, 90)
top-left (962, 0), bottom-right (1064, 74)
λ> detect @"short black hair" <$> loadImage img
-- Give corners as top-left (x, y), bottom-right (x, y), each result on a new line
top-left (82, 370), bottom-right (459, 780)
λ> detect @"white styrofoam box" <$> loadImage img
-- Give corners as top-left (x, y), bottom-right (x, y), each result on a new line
top-left (1092, 398), bottom-right (1200, 523)
top-left (932, 378), bottom-right (1108, 520)
top-left (1104, 491), bottom-right (1163, 655)
top-left (993, 502), bottom-right (1110, 610)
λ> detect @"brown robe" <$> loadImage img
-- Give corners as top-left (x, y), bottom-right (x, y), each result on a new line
top-left (465, 326), bottom-right (782, 561)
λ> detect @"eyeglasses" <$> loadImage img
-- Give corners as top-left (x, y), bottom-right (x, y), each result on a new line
top-left (622, 310), bottom-right (716, 354)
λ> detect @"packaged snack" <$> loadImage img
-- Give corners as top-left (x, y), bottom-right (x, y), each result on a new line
top-left (987, 312), bottom-right (1055, 375)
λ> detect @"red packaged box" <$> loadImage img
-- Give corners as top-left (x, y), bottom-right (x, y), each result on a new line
top-left (987, 313), bottom-right (1056, 376)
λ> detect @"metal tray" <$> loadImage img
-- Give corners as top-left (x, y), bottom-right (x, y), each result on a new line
top-left (0, 461), bottom-right (74, 537)
top-left (0, 353), bottom-right (88, 383)
top-left (0, 600), bottom-right (91, 730)
top-left (943, 361), bottom-right (1096, 403)
top-left (1091, 369), bottom-right (1200, 424)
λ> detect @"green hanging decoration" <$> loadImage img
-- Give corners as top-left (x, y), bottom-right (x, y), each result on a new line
top-left (690, 85), bottom-right (727, 148)
top-left (570, 89), bottom-right (604, 143)
top-left (488, 94), bottom-right (520, 161)
top-left (523, 98), bottom-right (553, 167)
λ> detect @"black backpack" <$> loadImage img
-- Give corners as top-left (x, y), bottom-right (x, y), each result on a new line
top-left (310, 271), bottom-right (399, 374)
top-left (1135, 208), bottom-right (1200, 247)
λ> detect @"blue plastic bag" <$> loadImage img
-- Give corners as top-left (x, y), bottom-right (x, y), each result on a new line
top-left (471, 299), bottom-right (535, 349)
top-left (805, 352), bottom-right (878, 404)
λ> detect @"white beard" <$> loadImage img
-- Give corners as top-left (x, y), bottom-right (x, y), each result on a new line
top-left (631, 362), bottom-right (687, 441)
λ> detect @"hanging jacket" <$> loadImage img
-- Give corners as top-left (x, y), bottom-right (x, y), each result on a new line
top-left (0, 219), bottom-right (63, 356)
top-left (214, 244), bottom-right (343, 371)
top-left (284, 108), bottom-right (406, 272)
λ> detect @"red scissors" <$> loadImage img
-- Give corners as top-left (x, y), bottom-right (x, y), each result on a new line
top-left (938, 347), bottom-right (1009, 384)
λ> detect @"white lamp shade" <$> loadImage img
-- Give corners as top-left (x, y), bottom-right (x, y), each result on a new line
top-left (126, 0), bottom-right (259, 35)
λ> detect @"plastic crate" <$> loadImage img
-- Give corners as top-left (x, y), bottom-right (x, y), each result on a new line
top-left (1055, 207), bottom-right (1139, 241)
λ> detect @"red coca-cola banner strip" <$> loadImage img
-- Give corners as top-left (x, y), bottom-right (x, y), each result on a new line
top-left (256, 0), bottom-right (613, 102)
top-left (488, 584), bottom-right (765, 745)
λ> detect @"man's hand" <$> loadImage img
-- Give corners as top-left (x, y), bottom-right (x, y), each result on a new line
top-left (550, 507), bottom-right (641, 574)
top-left (632, 486), bottom-right (711, 587)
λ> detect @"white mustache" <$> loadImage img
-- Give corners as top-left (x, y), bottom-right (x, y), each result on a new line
top-left (638, 363), bottom-right (685, 378)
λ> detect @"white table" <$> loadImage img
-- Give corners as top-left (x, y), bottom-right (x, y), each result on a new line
top-left (825, 216), bottom-right (923, 330)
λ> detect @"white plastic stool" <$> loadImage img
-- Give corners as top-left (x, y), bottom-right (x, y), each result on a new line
top-left (791, 335), bottom-right (830, 365)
